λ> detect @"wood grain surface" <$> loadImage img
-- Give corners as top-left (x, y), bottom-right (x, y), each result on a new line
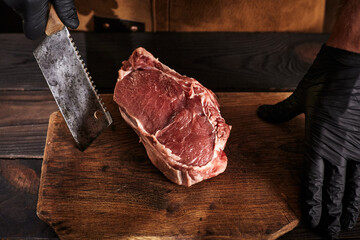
top-left (38, 93), bottom-right (305, 240)
top-left (0, 91), bottom-right (58, 158)
top-left (0, 159), bottom-right (57, 238)
top-left (0, 32), bottom-right (328, 92)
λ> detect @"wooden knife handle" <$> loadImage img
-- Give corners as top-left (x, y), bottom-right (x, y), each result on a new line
top-left (45, 4), bottom-right (64, 36)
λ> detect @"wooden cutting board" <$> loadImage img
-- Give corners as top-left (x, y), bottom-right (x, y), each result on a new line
top-left (38, 92), bottom-right (305, 240)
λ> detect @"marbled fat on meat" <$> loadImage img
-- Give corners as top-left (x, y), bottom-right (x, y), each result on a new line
top-left (113, 47), bottom-right (231, 186)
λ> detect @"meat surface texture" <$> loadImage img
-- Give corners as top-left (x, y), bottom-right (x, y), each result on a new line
top-left (113, 47), bottom-right (231, 186)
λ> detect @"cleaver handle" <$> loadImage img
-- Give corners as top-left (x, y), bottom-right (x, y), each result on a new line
top-left (45, 4), bottom-right (65, 36)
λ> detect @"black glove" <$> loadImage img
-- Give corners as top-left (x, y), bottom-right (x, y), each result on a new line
top-left (257, 45), bottom-right (360, 239)
top-left (3, 0), bottom-right (79, 40)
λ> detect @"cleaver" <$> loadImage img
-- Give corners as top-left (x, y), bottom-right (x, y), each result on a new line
top-left (34, 5), bottom-right (112, 151)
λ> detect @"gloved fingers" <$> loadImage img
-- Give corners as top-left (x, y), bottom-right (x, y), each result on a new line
top-left (23, 0), bottom-right (49, 40)
top-left (321, 159), bottom-right (346, 239)
top-left (3, 0), bottom-right (49, 40)
top-left (302, 152), bottom-right (325, 228)
top-left (51, 0), bottom-right (79, 29)
top-left (257, 93), bottom-right (303, 123)
top-left (341, 160), bottom-right (360, 230)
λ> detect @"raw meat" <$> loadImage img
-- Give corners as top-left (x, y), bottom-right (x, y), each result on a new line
top-left (113, 47), bottom-right (231, 186)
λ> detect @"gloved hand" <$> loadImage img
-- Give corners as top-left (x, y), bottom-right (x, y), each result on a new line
top-left (257, 45), bottom-right (360, 239)
top-left (3, 0), bottom-right (79, 40)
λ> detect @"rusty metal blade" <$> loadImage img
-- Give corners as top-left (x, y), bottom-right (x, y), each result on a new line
top-left (33, 27), bottom-right (112, 151)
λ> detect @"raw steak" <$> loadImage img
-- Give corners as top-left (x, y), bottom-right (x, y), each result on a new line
top-left (113, 47), bottom-right (231, 186)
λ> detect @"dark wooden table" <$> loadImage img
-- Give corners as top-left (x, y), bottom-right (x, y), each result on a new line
top-left (1, 32), bottom-right (359, 239)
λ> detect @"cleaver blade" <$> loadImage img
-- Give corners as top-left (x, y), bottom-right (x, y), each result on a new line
top-left (33, 6), bottom-right (112, 151)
